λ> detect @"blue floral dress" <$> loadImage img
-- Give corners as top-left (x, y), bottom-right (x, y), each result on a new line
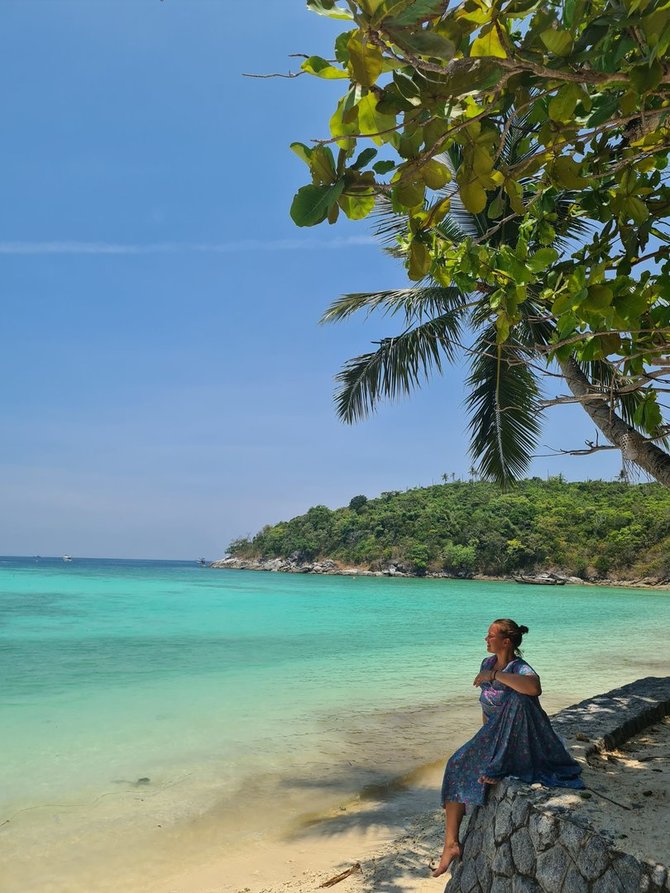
top-left (440, 655), bottom-right (584, 806)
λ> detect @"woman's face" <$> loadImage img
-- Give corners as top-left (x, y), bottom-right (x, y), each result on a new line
top-left (485, 623), bottom-right (509, 652)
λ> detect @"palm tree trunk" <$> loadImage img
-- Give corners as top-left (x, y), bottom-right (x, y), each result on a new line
top-left (559, 357), bottom-right (670, 486)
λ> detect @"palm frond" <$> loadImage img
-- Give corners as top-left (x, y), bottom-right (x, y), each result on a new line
top-left (334, 311), bottom-right (464, 422)
top-left (513, 295), bottom-right (557, 348)
top-left (369, 196), bottom-right (412, 250)
top-left (465, 329), bottom-right (543, 485)
top-left (321, 286), bottom-right (466, 325)
top-left (552, 191), bottom-right (593, 250)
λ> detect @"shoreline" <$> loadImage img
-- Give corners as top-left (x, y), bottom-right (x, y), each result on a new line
top-left (130, 683), bottom-right (670, 893)
top-left (4, 682), bottom-right (669, 893)
top-left (210, 556), bottom-right (670, 590)
top-left (152, 681), bottom-right (670, 893)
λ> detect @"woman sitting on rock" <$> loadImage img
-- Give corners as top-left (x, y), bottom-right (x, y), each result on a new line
top-left (431, 618), bottom-right (584, 878)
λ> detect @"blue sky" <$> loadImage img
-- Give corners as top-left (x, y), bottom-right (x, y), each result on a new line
top-left (1, 1), bottom-right (622, 559)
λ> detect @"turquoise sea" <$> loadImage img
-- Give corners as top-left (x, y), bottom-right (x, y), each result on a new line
top-left (1, 557), bottom-right (669, 892)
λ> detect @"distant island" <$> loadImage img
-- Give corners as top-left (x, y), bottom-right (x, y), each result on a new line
top-left (218, 478), bottom-right (670, 586)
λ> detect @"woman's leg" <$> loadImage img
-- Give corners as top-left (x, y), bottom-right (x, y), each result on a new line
top-left (431, 801), bottom-right (465, 877)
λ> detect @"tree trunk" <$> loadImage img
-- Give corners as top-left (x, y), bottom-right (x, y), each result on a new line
top-left (559, 357), bottom-right (670, 487)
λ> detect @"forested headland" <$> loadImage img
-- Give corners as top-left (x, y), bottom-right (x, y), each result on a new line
top-left (228, 479), bottom-right (670, 582)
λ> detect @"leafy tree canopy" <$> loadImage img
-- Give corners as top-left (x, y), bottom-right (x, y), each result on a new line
top-left (228, 478), bottom-right (670, 580)
top-left (290, 0), bottom-right (670, 484)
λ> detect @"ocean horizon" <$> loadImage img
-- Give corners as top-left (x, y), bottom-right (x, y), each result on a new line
top-left (2, 557), bottom-right (669, 892)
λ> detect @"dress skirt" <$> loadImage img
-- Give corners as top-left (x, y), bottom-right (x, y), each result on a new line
top-left (440, 691), bottom-right (584, 806)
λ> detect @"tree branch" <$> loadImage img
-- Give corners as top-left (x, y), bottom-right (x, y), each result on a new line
top-left (558, 356), bottom-right (670, 486)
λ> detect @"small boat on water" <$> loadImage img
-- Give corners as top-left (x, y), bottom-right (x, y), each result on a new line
top-left (62, 555), bottom-right (73, 562)
top-left (197, 558), bottom-right (208, 567)
top-left (514, 574), bottom-right (565, 586)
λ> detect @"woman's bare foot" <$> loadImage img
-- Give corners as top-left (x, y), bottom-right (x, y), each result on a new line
top-left (430, 842), bottom-right (461, 877)
top-left (478, 774), bottom-right (499, 785)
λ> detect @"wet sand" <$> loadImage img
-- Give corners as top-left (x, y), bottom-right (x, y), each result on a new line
top-left (153, 717), bottom-right (670, 893)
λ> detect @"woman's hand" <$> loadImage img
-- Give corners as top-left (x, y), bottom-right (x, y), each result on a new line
top-left (473, 670), bottom-right (495, 687)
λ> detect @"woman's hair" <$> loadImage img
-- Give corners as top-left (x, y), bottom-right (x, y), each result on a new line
top-left (493, 618), bottom-right (529, 654)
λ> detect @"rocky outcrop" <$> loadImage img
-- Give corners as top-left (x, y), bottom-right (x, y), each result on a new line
top-left (445, 677), bottom-right (670, 893)
top-left (210, 558), bottom-right (668, 587)
top-left (209, 555), bottom-right (415, 576)
top-left (210, 555), bottom-right (340, 574)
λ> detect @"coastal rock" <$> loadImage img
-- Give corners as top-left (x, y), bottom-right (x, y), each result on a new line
top-left (210, 555), bottom-right (669, 588)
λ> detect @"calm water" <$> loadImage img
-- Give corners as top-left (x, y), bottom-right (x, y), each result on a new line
top-left (1, 557), bottom-right (669, 892)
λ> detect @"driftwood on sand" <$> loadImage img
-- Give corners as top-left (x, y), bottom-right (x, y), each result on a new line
top-left (318, 862), bottom-right (362, 887)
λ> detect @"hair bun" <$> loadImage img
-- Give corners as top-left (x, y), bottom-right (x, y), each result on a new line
top-left (519, 625), bottom-right (529, 635)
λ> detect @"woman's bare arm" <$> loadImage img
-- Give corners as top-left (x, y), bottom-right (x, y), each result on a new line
top-left (473, 669), bottom-right (542, 696)
top-left (496, 671), bottom-right (542, 696)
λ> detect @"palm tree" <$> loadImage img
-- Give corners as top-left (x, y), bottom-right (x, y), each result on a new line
top-left (321, 116), bottom-right (670, 486)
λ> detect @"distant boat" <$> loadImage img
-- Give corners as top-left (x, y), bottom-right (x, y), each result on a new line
top-left (198, 558), bottom-right (208, 567)
top-left (62, 555), bottom-right (73, 562)
top-left (514, 574), bottom-right (565, 586)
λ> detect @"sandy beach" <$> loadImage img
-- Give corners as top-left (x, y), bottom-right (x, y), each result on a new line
top-left (149, 716), bottom-right (670, 893)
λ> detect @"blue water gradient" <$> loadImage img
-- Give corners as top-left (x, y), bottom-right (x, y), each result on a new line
top-left (1, 557), bottom-right (669, 862)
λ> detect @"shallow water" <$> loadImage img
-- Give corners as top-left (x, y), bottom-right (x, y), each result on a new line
top-left (1, 558), bottom-right (669, 891)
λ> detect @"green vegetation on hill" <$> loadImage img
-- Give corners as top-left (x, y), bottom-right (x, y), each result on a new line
top-left (228, 479), bottom-right (670, 580)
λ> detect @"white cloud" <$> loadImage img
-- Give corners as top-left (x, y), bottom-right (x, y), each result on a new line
top-left (0, 236), bottom-right (377, 255)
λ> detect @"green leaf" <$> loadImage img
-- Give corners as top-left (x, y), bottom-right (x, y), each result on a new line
top-left (357, 93), bottom-right (397, 144)
top-left (290, 142), bottom-right (313, 167)
top-left (398, 128), bottom-right (424, 158)
top-left (352, 148), bottom-right (378, 170)
top-left (290, 181), bottom-right (345, 227)
top-left (547, 84), bottom-right (581, 122)
top-left (586, 93), bottom-right (619, 128)
top-left (347, 32), bottom-right (384, 86)
top-left (488, 193), bottom-right (504, 219)
top-left (335, 29), bottom-right (356, 64)
top-left (563, 0), bottom-right (585, 28)
top-left (582, 284), bottom-right (613, 311)
top-left (614, 290), bottom-right (648, 320)
top-left (395, 177), bottom-right (426, 207)
top-left (339, 190), bottom-right (376, 219)
top-left (460, 180), bottom-right (488, 214)
top-left (624, 196), bottom-right (649, 224)
top-left (395, 29), bottom-right (456, 60)
top-left (470, 24), bottom-right (508, 58)
top-left (551, 156), bottom-right (589, 189)
top-left (373, 159), bottom-right (397, 174)
top-left (630, 60), bottom-right (663, 93)
top-left (503, 179), bottom-right (524, 214)
top-left (386, 0), bottom-right (445, 26)
top-left (301, 56), bottom-right (349, 79)
top-left (420, 159), bottom-right (451, 188)
top-left (528, 247), bottom-right (559, 272)
top-left (540, 28), bottom-right (574, 56)
top-left (306, 0), bottom-right (354, 20)
top-left (633, 394), bottom-right (663, 433)
top-left (503, 0), bottom-right (542, 16)
top-left (359, 0), bottom-right (387, 15)
top-left (310, 145), bottom-right (337, 184)
top-left (329, 93), bottom-right (360, 148)
top-left (536, 220), bottom-right (556, 245)
top-left (436, 58), bottom-right (503, 96)
top-left (552, 292), bottom-right (577, 316)
top-left (408, 239), bottom-right (432, 279)
top-left (495, 312), bottom-right (511, 343)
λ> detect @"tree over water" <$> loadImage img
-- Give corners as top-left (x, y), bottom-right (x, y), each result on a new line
top-left (289, 0), bottom-right (670, 484)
